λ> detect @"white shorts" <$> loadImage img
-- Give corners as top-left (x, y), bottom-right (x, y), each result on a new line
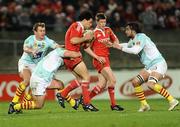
top-left (145, 60), bottom-right (167, 76)
top-left (18, 60), bottom-right (36, 73)
top-left (30, 75), bottom-right (51, 96)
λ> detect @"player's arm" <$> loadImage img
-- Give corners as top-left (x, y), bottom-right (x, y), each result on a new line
top-left (100, 29), bottom-right (120, 48)
top-left (119, 43), bottom-right (143, 55)
top-left (84, 47), bottom-right (105, 64)
top-left (63, 50), bottom-right (82, 58)
top-left (23, 45), bottom-right (38, 56)
top-left (70, 33), bottom-right (94, 45)
top-left (70, 27), bottom-right (94, 44)
top-left (55, 44), bottom-right (65, 48)
top-left (111, 38), bottom-right (120, 48)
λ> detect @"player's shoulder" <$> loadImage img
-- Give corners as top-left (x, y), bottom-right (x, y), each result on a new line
top-left (104, 26), bottom-right (111, 30)
top-left (44, 35), bottom-right (55, 42)
top-left (24, 35), bottom-right (34, 43)
top-left (136, 33), bottom-right (148, 40)
top-left (44, 35), bottom-right (50, 40)
top-left (72, 22), bottom-right (83, 32)
top-left (26, 35), bottom-right (34, 40)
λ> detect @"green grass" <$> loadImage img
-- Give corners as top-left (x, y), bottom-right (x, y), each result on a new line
top-left (1, 99), bottom-right (180, 127)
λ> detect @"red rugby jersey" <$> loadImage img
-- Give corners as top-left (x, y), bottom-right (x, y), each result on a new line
top-left (65, 22), bottom-right (84, 52)
top-left (92, 27), bottom-right (117, 56)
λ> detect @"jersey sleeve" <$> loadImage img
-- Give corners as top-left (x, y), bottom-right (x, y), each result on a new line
top-left (136, 35), bottom-right (146, 49)
top-left (23, 36), bottom-right (33, 48)
top-left (109, 28), bottom-right (117, 42)
top-left (48, 38), bottom-right (58, 49)
top-left (56, 48), bottom-right (65, 57)
top-left (69, 24), bottom-right (83, 38)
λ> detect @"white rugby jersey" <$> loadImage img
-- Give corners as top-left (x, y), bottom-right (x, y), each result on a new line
top-left (32, 48), bottom-right (65, 82)
top-left (19, 35), bottom-right (58, 64)
top-left (120, 33), bottom-right (165, 69)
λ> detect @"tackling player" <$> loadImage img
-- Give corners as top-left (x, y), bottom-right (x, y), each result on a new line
top-left (8, 22), bottom-right (61, 113)
top-left (114, 22), bottom-right (179, 112)
top-left (8, 48), bottom-right (81, 114)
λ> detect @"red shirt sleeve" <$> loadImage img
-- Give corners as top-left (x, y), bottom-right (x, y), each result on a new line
top-left (69, 23), bottom-right (83, 39)
top-left (108, 28), bottom-right (117, 42)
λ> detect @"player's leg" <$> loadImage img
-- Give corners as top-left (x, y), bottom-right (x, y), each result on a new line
top-left (90, 58), bottom-right (107, 99)
top-left (89, 73), bottom-right (106, 99)
top-left (147, 71), bottom-right (179, 111)
top-left (57, 77), bottom-right (81, 108)
top-left (13, 95), bottom-right (45, 112)
top-left (101, 67), bottom-right (124, 111)
top-left (73, 62), bottom-right (98, 111)
top-left (146, 61), bottom-right (179, 111)
top-left (59, 58), bottom-right (82, 99)
top-left (22, 89), bottom-right (32, 103)
top-left (8, 78), bottom-right (46, 114)
top-left (12, 68), bottom-right (31, 103)
top-left (132, 69), bottom-right (150, 112)
top-left (48, 79), bottom-right (79, 110)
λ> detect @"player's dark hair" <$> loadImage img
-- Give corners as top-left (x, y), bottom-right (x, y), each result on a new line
top-left (78, 11), bottom-right (93, 21)
top-left (33, 22), bottom-right (45, 31)
top-left (126, 22), bottom-right (142, 33)
top-left (95, 13), bottom-right (106, 21)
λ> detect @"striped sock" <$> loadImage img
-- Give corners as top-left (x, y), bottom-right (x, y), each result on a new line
top-left (23, 93), bottom-right (32, 103)
top-left (153, 84), bottom-right (174, 102)
top-left (66, 95), bottom-right (75, 107)
top-left (12, 82), bottom-right (26, 103)
top-left (81, 81), bottom-right (90, 105)
top-left (14, 101), bottom-right (36, 110)
top-left (108, 86), bottom-right (116, 106)
top-left (134, 85), bottom-right (148, 105)
top-left (61, 80), bottom-right (80, 98)
top-left (89, 85), bottom-right (102, 99)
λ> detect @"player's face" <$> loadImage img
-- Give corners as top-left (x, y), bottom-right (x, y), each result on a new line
top-left (125, 26), bottom-right (132, 38)
top-left (97, 19), bottom-right (106, 29)
top-left (34, 26), bottom-right (46, 40)
top-left (84, 18), bottom-right (93, 29)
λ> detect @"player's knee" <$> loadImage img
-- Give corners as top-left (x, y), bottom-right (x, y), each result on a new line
top-left (108, 77), bottom-right (116, 86)
top-left (56, 80), bottom-right (64, 90)
top-left (147, 76), bottom-right (158, 89)
top-left (23, 80), bottom-right (30, 86)
top-left (81, 75), bottom-right (90, 81)
top-left (132, 75), bottom-right (145, 87)
top-left (35, 102), bottom-right (44, 109)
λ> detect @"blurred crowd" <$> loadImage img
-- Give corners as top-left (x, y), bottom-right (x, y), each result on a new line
top-left (0, 0), bottom-right (180, 31)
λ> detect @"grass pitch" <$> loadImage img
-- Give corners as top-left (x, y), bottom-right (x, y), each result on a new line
top-left (0, 99), bottom-right (180, 127)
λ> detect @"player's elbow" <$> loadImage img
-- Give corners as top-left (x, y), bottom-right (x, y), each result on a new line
top-left (132, 47), bottom-right (141, 55)
top-left (132, 51), bottom-right (139, 55)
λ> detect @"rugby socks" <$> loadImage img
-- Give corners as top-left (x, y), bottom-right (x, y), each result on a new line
top-left (134, 85), bottom-right (148, 105)
top-left (108, 86), bottom-right (116, 106)
top-left (23, 92), bottom-right (32, 102)
top-left (61, 80), bottom-right (80, 98)
top-left (81, 81), bottom-right (90, 105)
top-left (66, 95), bottom-right (76, 107)
top-left (14, 101), bottom-right (36, 110)
top-left (89, 85), bottom-right (102, 99)
top-left (12, 82), bottom-right (26, 103)
top-left (153, 84), bottom-right (173, 102)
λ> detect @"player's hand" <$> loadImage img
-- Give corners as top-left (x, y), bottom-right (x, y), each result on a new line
top-left (83, 31), bottom-right (94, 42)
top-left (96, 56), bottom-right (106, 64)
top-left (99, 38), bottom-right (112, 47)
top-left (32, 49), bottom-right (38, 57)
top-left (77, 52), bottom-right (82, 57)
top-left (112, 43), bottom-right (122, 50)
top-left (58, 44), bottom-right (65, 48)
